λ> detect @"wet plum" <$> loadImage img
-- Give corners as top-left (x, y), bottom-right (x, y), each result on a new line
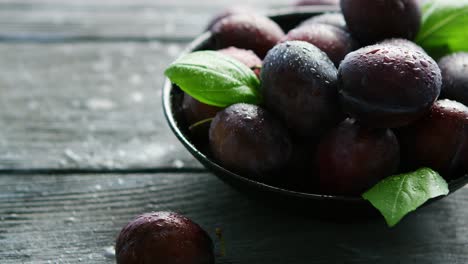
top-left (116, 212), bottom-right (214, 264)
top-left (341, 0), bottom-right (421, 45)
top-left (261, 41), bottom-right (341, 140)
top-left (316, 118), bottom-right (400, 196)
top-left (338, 44), bottom-right (442, 128)
top-left (283, 23), bottom-right (357, 66)
top-left (219, 47), bottom-right (262, 77)
top-left (438, 52), bottom-right (468, 105)
top-left (379, 38), bottom-right (426, 53)
top-left (211, 14), bottom-right (285, 58)
top-left (397, 99), bottom-right (468, 179)
top-left (209, 103), bottom-right (292, 178)
top-left (300, 13), bottom-right (348, 31)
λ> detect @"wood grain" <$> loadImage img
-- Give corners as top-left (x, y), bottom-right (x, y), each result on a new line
top-left (0, 173), bottom-right (467, 264)
top-left (0, 42), bottom-right (203, 170)
top-left (0, 1), bottom-right (466, 263)
top-left (0, 0), bottom-right (297, 41)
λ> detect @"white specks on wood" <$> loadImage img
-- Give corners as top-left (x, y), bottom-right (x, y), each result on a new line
top-left (0, 173), bottom-right (467, 264)
top-left (0, 42), bottom-right (198, 169)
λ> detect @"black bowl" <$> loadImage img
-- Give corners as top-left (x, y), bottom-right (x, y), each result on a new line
top-left (162, 7), bottom-right (468, 219)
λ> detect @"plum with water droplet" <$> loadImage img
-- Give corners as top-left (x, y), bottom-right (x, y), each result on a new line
top-left (316, 118), bottom-right (400, 195)
top-left (338, 44), bottom-right (442, 127)
top-left (211, 14), bottom-right (285, 58)
top-left (261, 41), bottom-right (342, 140)
top-left (282, 23), bottom-right (357, 67)
top-left (209, 103), bottom-right (292, 178)
top-left (300, 13), bottom-right (348, 31)
top-left (341, 0), bottom-right (421, 45)
top-left (115, 212), bottom-right (214, 264)
top-left (438, 52), bottom-right (468, 106)
top-left (379, 38), bottom-right (426, 54)
top-left (397, 99), bottom-right (468, 179)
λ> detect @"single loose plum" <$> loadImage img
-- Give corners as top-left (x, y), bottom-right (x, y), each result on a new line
top-left (338, 44), bottom-right (442, 128)
top-left (397, 99), bottom-right (468, 179)
top-left (341, 0), bottom-right (421, 45)
top-left (219, 47), bottom-right (262, 77)
top-left (261, 41), bottom-right (341, 140)
top-left (438, 52), bottom-right (468, 105)
top-left (211, 14), bottom-right (285, 58)
top-left (116, 212), bottom-right (214, 264)
top-left (300, 13), bottom-right (348, 31)
top-left (283, 23), bottom-right (357, 66)
top-left (209, 103), bottom-right (292, 178)
top-left (316, 119), bottom-right (400, 196)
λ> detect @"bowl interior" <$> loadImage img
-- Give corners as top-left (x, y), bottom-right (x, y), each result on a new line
top-left (162, 7), bottom-right (468, 212)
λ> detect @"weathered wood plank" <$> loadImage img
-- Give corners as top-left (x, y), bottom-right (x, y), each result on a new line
top-left (0, 173), bottom-right (467, 263)
top-left (0, 0), bottom-right (299, 41)
top-left (0, 42), bottom-right (202, 169)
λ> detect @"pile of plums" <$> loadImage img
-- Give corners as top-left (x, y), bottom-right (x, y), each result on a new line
top-left (180, 0), bottom-right (468, 196)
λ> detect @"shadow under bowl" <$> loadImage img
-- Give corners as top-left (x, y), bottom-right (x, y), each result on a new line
top-left (162, 7), bottom-right (468, 220)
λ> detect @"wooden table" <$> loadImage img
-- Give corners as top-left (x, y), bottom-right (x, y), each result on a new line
top-left (0, 1), bottom-right (466, 263)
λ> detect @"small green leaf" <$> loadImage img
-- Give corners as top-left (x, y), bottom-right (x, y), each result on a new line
top-left (164, 51), bottom-right (261, 107)
top-left (416, 0), bottom-right (468, 59)
top-left (362, 168), bottom-right (449, 227)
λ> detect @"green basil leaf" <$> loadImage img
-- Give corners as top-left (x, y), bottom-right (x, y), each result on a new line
top-left (164, 51), bottom-right (261, 107)
top-left (362, 168), bottom-right (449, 227)
top-left (416, 0), bottom-right (468, 59)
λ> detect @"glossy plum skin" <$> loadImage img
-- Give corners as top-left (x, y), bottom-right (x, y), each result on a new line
top-left (211, 14), bottom-right (285, 58)
top-left (316, 119), bottom-right (400, 196)
top-left (219, 47), bottom-right (262, 78)
top-left (283, 23), bottom-right (357, 67)
top-left (261, 41), bottom-right (341, 140)
top-left (300, 13), bottom-right (348, 31)
top-left (209, 103), bottom-right (292, 178)
top-left (338, 44), bottom-right (442, 128)
top-left (438, 52), bottom-right (468, 105)
top-left (115, 212), bottom-right (214, 264)
top-left (379, 38), bottom-right (426, 53)
top-left (340, 0), bottom-right (421, 45)
top-left (397, 100), bottom-right (468, 179)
